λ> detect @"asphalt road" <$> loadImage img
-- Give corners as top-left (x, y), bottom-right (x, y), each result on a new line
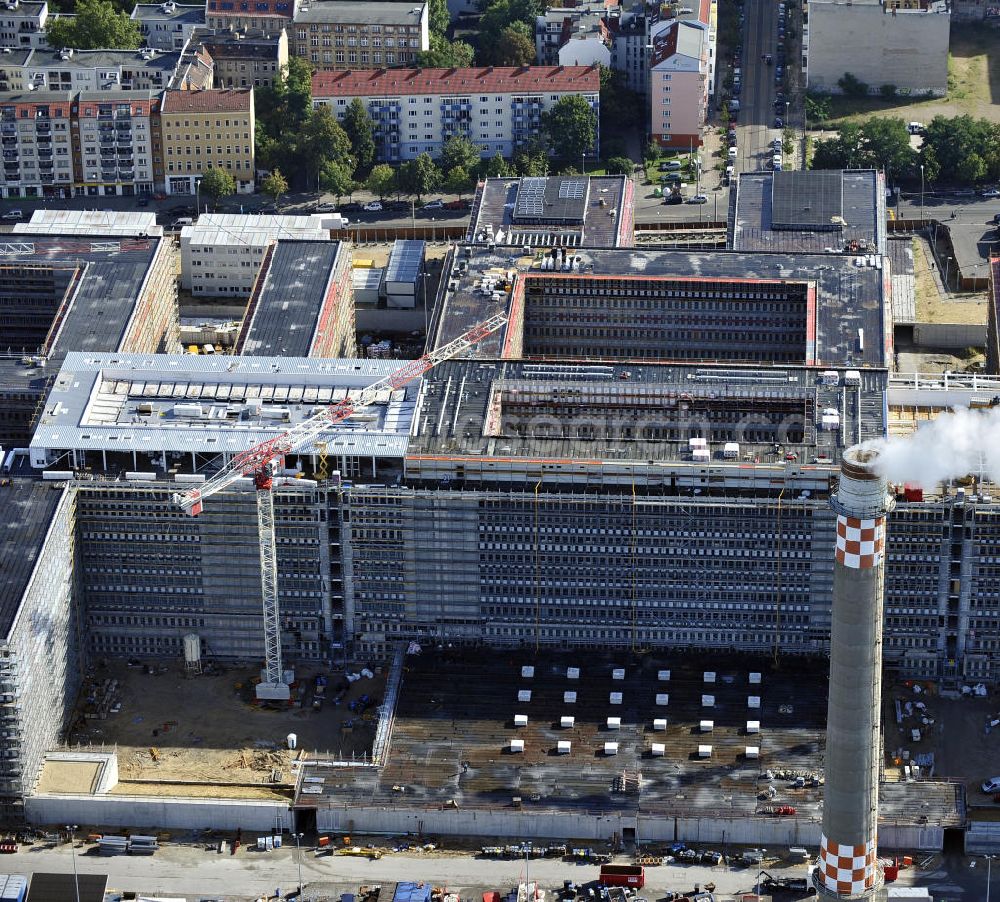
top-left (734, 0), bottom-right (783, 175)
top-left (1, 841), bottom-right (969, 902)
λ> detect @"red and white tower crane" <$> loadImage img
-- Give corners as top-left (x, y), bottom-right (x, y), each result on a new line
top-left (174, 313), bottom-right (507, 701)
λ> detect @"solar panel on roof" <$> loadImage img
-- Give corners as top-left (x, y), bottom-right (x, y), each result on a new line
top-left (558, 179), bottom-right (586, 199)
top-left (512, 176), bottom-right (589, 224)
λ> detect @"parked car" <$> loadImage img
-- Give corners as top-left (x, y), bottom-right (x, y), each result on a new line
top-left (774, 117), bottom-right (784, 128)
top-left (1, 209), bottom-right (23, 221)
top-left (687, 194), bottom-right (708, 204)
top-left (421, 199), bottom-right (444, 210)
top-left (982, 777), bottom-right (1000, 793)
top-left (444, 199), bottom-right (470, 210)
top-left (314, 201), bottom-right (338, 212)
top-left (339, 201), bottom-right (362, 212)
top-left (664, 160), bottom-right (684, 171)
top-left (981, 187), bottom-right (1000, 198)
top-left (993, 212), bottom-right (1000, 225)
top-left (661, 173), bottom-right (683, 183)
top-left (728, 146), bottom-right (738, 158)
top-left (362, 201), bottom-right (383, 212)
top-left (907, 121), bottom-right (926, 135)
top-left (664, 193), bottom-right (684, 205)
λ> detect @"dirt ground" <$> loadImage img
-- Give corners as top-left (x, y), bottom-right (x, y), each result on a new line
top-left (913, 238), bottom-right (987, 325)
top-left (68, 662), bottom-right (384, 792)
top-left (829, 25), bottom-right (1000, 125)
top-left (885, 679), bottom-right (1000, 810)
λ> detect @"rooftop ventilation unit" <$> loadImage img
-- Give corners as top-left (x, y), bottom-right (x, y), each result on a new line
top-left (609, 692), bottom-right (623, 705)
top-left (747, 720), bottom-right (760, 734)
top-left (561, 715), bottom-right (575, 728)
top-left (564, 691), bottom-right (577, 704)
top-left (658, 670), bottom-right (671, 681)
top-left (510, 738), bottom-right (524, 753)
top-left (748, 696), bottom-right (761, 708)
top-left (607, 717), bottom-right (621, 730)
top-left (656, 693), bottom-right (669, 706)
top-left (650, 743), bottom-right (665, 757)
top-left (700, 720), bottom-right (714, 732)
top-left (653, 718), bottom-right (667, 731)
top-left (702, 694), bottom-right (715, 707)
top-left (521, 665), bottom-right (535, 678)
top-left (698, 744), bottom-right (712, 758)
top-left (604, 742), bottom-right (619, 756)
top-left (517, 690), bottom-right (531, 703)
top-left (557, 740), bottom-right (571, 754)
top-left (514, 714), bottom-right (528, 727)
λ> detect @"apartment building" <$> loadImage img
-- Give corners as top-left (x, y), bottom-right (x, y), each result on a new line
top-left (159, 87), bottom-right (254, 195)
top-left (202, 29), bottom-right (287, 88)
top-left (131, 1), bottom-right (205, 51)
top-left (649, 18), bottom-right (712, 149)
top-left (291, 1), bottom-right (428, 71)
top-left (204, 0), bottom-right (298, 36)
top-left (805, 0), bottom-right (949, 96)
top-left (72, 90), bottom-right (158, 196)
top-left (313, 65), bottom-right (601, 162)
top-left (0, 90), bottom-right (73, 197)
top-left (20, 47), bottom-right (194, 93)
top-left (0, 0), bottom-right (48, 50)
top-left (0, 50), bottom-right (31, 93)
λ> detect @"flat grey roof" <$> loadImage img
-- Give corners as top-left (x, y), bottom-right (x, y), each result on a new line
top-left (31, 353), bottom-right (417, 460)
top-left (513, 176), bottom-right (589, 223)
top-left (132, 1), bottom-right (205, 22)
top-left (432, 244), bottom-right (890, 368)
top-left (0, 479), bottom-right (63, 639)
top-left (468, 175), bottom-right (629, 248)
top-left (295, 0), bottom-right (425, 24)
top-left (26, 48), bottom-right (182, 70)
top-left (296, 649), bottom-right (961, 828)
top-left (731, 170), bottom-right (886, 255)
top-left (408, 358), bottom-right (888, 467)
top-left (385, 239), bottom-right (424, 286)
top-left (240, 240), bottom-right (345, 359)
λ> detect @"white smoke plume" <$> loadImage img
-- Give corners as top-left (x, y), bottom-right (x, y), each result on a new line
top-left (870, 406), bottom-right (1000, 488)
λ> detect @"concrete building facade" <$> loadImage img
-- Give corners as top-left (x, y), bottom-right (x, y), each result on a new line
top-left (0, 0), bottom-right (49, 50)
top-left (291, 1), bottom-right (428, 71)
top-left (204, 0), bottom-right (297, 37)
top-left (649, 19), bottom-right (712, 149)
top-left (805, 0), bottom-right (950, 97)
top-left (202, 29), bottom-right (287, 89)
top-left (159, 87), bottom-right (254, 194)
top-left (131, 1), bottom-right (205, 51)
top-left (312, 66), bottom-right (601, 163)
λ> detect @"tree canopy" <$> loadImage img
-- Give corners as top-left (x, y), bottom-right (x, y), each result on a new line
top-left (199, 167), bottom-right (236, 206)
top-left (810, 118), bottom-right (915, 180)
top-left (921, 115), bottom-right (1000, 185)
top-left (46, 0), bottom-right (141, 49)
top-left (398, 153), bottom-right (441, 200)
top-left (542, 94), bottom-right (598, 165)
top-left (367, 164), bottom-right (397, 199)
top-left (418, 34), bottom-right (475, 68)
top-left (261, 170), bottom-right (289, 203)
top-left (440, 135), bottom-right (483, 174)
top-left (492, 25), bottom-right (536, 66)
top-left (342, 98), bottom-right (376, 177)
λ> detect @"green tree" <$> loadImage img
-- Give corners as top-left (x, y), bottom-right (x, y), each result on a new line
top-left (418, 34), bottom-right (475, 68)
top-left (804, 92), bottom-right (831, 126)
top-left (429, 0), bottom-right (451, 34)
top-left (919, 144), bottom-right (941, 184)
top-left (342, 98), bottom-right (375, 177)
top-left (46, 0), bottom-right (141, 49)
top-left (542, 94), bottom-right (597, 165)
top-left (398, 153), bottom-right (441, 200)
top-left (301, 106), bottom-right (353, 189)
top-left (513, 136), bottom-right (548, 176)
top-left (261, 169), bottom-right (289, 204)
top-left (444, 165), bottom-right (474, 198)
top-left (199, 167), bottom-right (236, 208)
top-left (879, 83), bottom-right (897, 100)
top-left (837, 72), bottom-right (869, 98)
top-left (440, 135), bottom-right (483, 175)
top-left (320, 161), bottom-right (355, 203)
top-left (493, 24), bottom-right (536, 66)
top-left (643, 139), bottom-right (661, 164)
top-left (366, 164), bottom-right (397, 199)
top-left (605, 156), bottom-right (633, 175)
top-left (923, 115), bottom-right (1000, 185)
top-left (484, 152), bottom-right (515, 177)
top-left (809, 118), bottom-right (915, 179)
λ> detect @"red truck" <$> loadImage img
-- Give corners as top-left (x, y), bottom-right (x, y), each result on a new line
top-left (598, 865), bottom-right (645, 888)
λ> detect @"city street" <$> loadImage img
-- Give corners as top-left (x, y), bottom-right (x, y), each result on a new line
top-left (0, 841), bottom-right (973, 901)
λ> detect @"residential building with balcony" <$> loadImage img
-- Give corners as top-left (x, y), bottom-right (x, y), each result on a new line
top-left (0, 50), bottom-right (32, 94)
top-left (649, 18), bottom-right (712, 149)
top-left (607, 5), bottom-right (649, 93)
top-left (290, 1), bottom-right (428, 71)
top-left (0, 0), bottom-right (48, 50)
top-left (131, 1), bottom-right (205, 51)
top-left (312, 65), bottom-right (600, 162)
top-left (535, 4), bottom-right (610, 69)
top-left (73, 91), bottom-right (158, 197)
top-left (0, 90), bottom-right (73, 198)
top-left (204, 0), bottom-right (298, 36)
top-left (19, 47), bottom-right (192, 93)
top-left (159, 87), bottom-right (254, 195)
top-left (201, 28), bottom-right (287, 88)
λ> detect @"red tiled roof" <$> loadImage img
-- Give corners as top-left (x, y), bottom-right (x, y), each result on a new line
top-left (312, 65), bottom-right (601, 98)
top-left (160, 88), bottom-right (253, 113)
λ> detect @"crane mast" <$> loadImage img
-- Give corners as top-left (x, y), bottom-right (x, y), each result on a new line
top-left (173, 312), bottom-right (508, 701)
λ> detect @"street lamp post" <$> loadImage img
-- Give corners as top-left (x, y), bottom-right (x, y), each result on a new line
top-left (920, 164), bottom-right (925, 224)
top-left (67, 824), bottom-right (80, 902)
top-left (293, 831), bottom-right (304, 895)
top-left (945, 255), bottom-right (953, 291)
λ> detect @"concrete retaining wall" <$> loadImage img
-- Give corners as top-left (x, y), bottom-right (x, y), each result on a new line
top-left (26, 793), bottom-right (291, 832)
top-left (912, 323), bottom-right (985, 349)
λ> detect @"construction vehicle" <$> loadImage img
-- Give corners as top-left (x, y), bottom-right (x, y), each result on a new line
top-left (173, 313), bottom-right (508, 701)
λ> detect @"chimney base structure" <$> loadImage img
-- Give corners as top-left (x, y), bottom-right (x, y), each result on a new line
top-left (814, 446), bottom-right (893, 900)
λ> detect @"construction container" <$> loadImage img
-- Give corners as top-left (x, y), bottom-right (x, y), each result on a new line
top-left (0, 876), bottom-right (27, 902)
top-left (656, 693), bottom-right (669, 706)
top-left (385, 239), bottom-right (425, 309)
top-left (653, 718), bottom-right (667, 731)
top-left (650, 743), bottom-right (665, 757)
top-left (352, 267), bottom-right (383, 305)
top-left (514, 714), bottom-right (528, 727)
top-left (747, 720), bottom-right (761, 733)
top-left (844, 369), bottom-right (861, 386)
top-left (692, 448), bottom-right (711, 462)
top-left (510, 739), bottom-right (524, 753)
top-left (561, 716), bottom-right (575, 728)
top-left (723, 442), bottom-right (740, 459)
top-left (698, 745), bottom-right (713, 758)
top-left (700, 720), bottom-right (714, 732)
top-left (394, 883), bottom-right (433, 902)
top-left (557, 740), bottom-right (571, 754)
top-left (599, 865), bottom-right (644, 888)
top-left (287, 732), bottom-right (297, 749)
top-left (353, 258), bottom-right (375, 269)
top-left (604, 742), bottom-right (619, 756)
top-left (607, 717), bottom-right (621, 730)
top-left (820, 369), bottom-right (840, 386)
top-left (689, 437), bottom-right (707, 450)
